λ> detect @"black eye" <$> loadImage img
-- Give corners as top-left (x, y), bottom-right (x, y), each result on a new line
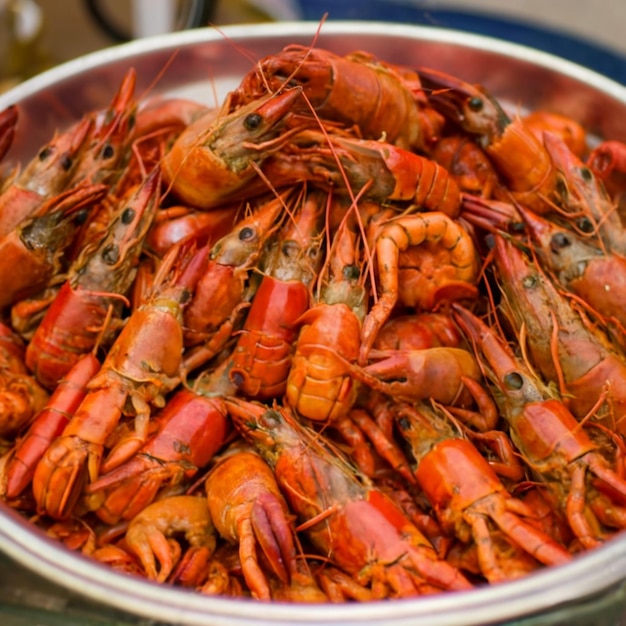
top-left (343, 264), bottom-right (360, 280)
top-left (555, 178), bottom-right (568, 198)
top-left (101, 144), bottom-right (115, 159)
top-left (231, 371), bottom-right (245, 388)
top-left (397, 416), bottom-right (410, 431)
top-left (102, 244), bottom-right (119, 264)
top-left (511, 221), bottom-right (526, 234)
top-left (60, 155), bottom-right (73, 171)
top-left (550, 232), bottom-right (571, 253)
top-left (243, 113), bottom-right (262, 131)
top-left (580, 167), bottom-right (593, 182)
top-left (239, 226), bottom-right (254, 241)
top-left (20, 224), bottom-right (35, 249)
top-left (468, 97), bottom-right (484, 112)
top-left (38, 146), bottom-right (52, 160)
top-left (577, 217), bottom-right (594, 233)
top-left (121, 207), bottom-right (135, 224)
top-left (74, 209), bottom-right (89, 225)
top-left (504, 371), bottom-right (524, 390)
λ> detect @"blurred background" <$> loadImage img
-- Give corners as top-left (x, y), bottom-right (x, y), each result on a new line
top-left (1, 0), bottom-right (625, 94)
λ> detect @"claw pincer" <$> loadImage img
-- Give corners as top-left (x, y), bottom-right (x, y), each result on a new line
top-left (453, 304), bottom-right (626, 548)
top-left (227, 398), bottom-right (472, 597)
top-left (32, 243), bottom-right (204, 520)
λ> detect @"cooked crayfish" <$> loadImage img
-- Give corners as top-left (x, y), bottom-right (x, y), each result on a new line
top-left (228, 188), bottom-right (325, 399)
top-left (417, 67), bottom-right (557, 214)
top-left (227, 398), bottom-right (473, 597)
top-left (125, 494), bottom-right (217, 583)
top-left (25, 169), bottom-right (161, 389)
top-left (3, 352), bottom-right (99, 499)
top-left (515, 202), bottom-right (626, 330)
top-left (232, 45), bottom-right (443, 152)
top-left (0, 116), bottom-right (93, 239)
top-left (491, 233), bottom-right (626, 435)
top-left (161, 87), bottom-right (307, 209)
top-left (358, 209), bottom-right (479, 362)
top-left (4, 42), bottom-right (626, 605)
top-left (396, 400), bottom-right (571, 581)
top-left (67, 67), bottom-right (138, 188)
top-left (454, 304), bottom-right (626, 548)
top-left (0, 183), bottom-right (107, 309)
top-left (0, 322), bottom-right (49, 439)
top-left (265, 131), bottom-right (463, 218)
top-left (286, 204), bottom-right (366, 422)
top-left (182, 191), bottom-right (289, 374)
top-left (205, 445), bottom-right (302, 600)
top-left (32, 242), bottom-right (205, 519)
top-left (86, 360), bottom-right (233, 525)
top-left (542, 131), bottom-right (626, 254)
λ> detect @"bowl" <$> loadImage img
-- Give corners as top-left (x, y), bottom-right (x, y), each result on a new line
top-left (1, 21), bottom-right (626, 626)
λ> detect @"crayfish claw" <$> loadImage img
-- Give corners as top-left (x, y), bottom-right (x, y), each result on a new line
top-left (125, 495), bottom-right (216, 583)
top-left (99, 435), bottom-right (145, 475)
top-left (32, 435), bottom-right (92, 519)
top-left (250, 491), bottom-right (296, 583)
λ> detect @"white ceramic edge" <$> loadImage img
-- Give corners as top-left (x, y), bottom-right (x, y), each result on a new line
top-left (1, 20), bottom-right (626, 625)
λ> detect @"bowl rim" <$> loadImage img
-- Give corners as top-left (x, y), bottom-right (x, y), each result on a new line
top-left (2, 499), bottom-right (626, 625)
top-left (1, 20), bottom-right (625, 109)
top-left (1, 20), bottom-right (626, 626)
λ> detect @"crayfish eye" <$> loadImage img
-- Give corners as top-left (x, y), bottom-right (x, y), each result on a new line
top-left (468, 96), bottom-right (484, 112)
top-left (555, 178), bottom-right (568, 198)
top-left (239, 226), bottom-right (255, 241)
top-left (577, 216), bottom-right (594, 233)
top-left (121, 207), bottom-right (135, 224)
top-left (550, 232), bottom-right (571, 253)
top-left (101, 143), bottom-right (115, 159)
top-left (397, 416), bottom-right (410, 431)
top-left (75, 209), bottom-right (89, 225)
top-left (60, 155), bottom-right (73, 171)
top-left (504, 371), bottom-right (524, 390)
top-left (343, 264), bottom-right (360, 281)
top-left (243, 113), bottom-right (263, 131)
top-left (231, 371), bottom-right (245, 388)
top-left (102, 244), bottom-right (120, 264)
top-left (38, 146), bottom-right (52, 160)
top-left (579, 167), bottom-right (593, 182)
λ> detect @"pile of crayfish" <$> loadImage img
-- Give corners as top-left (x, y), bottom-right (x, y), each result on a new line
top-left (1, 43), bottom-right (626, 603)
